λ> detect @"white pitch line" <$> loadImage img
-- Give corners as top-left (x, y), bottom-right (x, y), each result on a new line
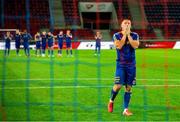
top-left (2, 78), bottom-right (180, 81)
top-left (1, 85), bottom-right (180, 90)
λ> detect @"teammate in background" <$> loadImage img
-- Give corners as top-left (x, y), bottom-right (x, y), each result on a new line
top-left (108, 19), bottom-right (139, 116)
top-left (57, 31), bottom-right (64, 57)
top-left (34, 32), bottom-right (41, 57)
top-left (47, 31), bottom-right (54, 57)
top-left (4, 31), bottom-right (13, 56)
top-left (65, 30), bottom-right (73, 57)
top-left (21, 29), bottom-right (32, 57)
top-left (94, 31), bottom-right (102, 56)
top-left (41, 31), bottom-right (47, 57)
top-left (15, 29), bottom-right (21, 56)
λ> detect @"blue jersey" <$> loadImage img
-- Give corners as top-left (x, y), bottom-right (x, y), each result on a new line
top-left (41, 34), bottom-right (47, 46)
top-left (113, 32), bottom-right (139, 66)
top-left (35, 35), bottom-right (41, 48)
top-left (95, 36), bottom-right (101, 47)
top-left (22, 33), bottom-right (32, 47)
top-left (4, 35), bottom-right (12, 48)
top-left (15, 34), bottom-right (21, 44)
top-left (47, 35), bottom-right (54, 47)
top-left (57, 34), bottom-right (64, 44)
top-left (65, 34), bottom-right (72, 43)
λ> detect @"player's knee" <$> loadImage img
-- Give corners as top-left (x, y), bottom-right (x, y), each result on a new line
top-left (113, 84), bottom-right (121, 91)
top-left (125, 85), bottom-right (132, 92)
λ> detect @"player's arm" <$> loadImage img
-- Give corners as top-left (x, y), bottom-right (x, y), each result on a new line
top-left (29, 34), bottom-right (33, 42)
top-left (99, 34), bottom-right (102, 39)
top-left (114, 33), bottom-right (126, 49)
top-left (127, 34), bottom-right (139, 49)
top-left (53, 35), bottom-right (55, 45)
top-left (34, 34), bottom-right (37, 42)
top-left (95, 35), bottom-right (97, 39)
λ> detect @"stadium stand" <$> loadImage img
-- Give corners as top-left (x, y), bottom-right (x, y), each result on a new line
top-left (62, 0), bottom-right (81, 26)
top-left (143, 0), bottom-right (180, 39)
top-left (0, 0), bottom-right (180, 40)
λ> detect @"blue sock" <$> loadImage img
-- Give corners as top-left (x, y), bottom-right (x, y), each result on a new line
top-left (66, 50), bottom-right (69, 55)
top-left (70, 50), bottom-right (72, 55)
top-left (7, 49), bottom-right (10, 55)
top-left (39, 50), bottom-right (41, 55)
top-left (27, 48), bottom-right (30, 56)
top-left (110, 89), bottom-right (119, 101)
top-left (48, 50), bottom-right (50, 55)
top-left (4, 49), bottom-right (6, 56)
top-left (124, 92), bottom-right (131, 109)
top-left (58, 50), bottom-right (60, 54)
top-left (98, 47), bottom-right (100, 54)
top-left (16, 49), bottom-right (19, 55)
top-left (51, 50), bottom-right (54, 55)
top-left (24, 49), bottom-right (27, 56)
top-left (60, 50), bottom-right (62, 54)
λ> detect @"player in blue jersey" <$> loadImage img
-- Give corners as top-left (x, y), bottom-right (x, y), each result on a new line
top-left (15, 29), bottom-right (21, 56)
top-left (108, 19), bottom-right (139, 116)
top-left (34, 32), bottom-right (41, 57)
top-left (65, 30), bottom-right (73, 57)
top-left (21, 29), bottom-right (32, 57)
top-left (94, 31), bottom-right (102, 56)
top-left (47, 31), bottom-right (54, 57)
top-left (4, 31), bottom-right (13, 56)
top-left (41, 31), bottom-right (47, 57)
top-left (57, 31), bottom-right (64, 57)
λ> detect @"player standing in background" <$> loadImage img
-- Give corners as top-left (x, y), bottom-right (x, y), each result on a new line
top-left (57, 31), bottom-right (64, 57)
top-left (108, 19), bottom-right (139, 116)
top-left (4, 31), bottom-right (13, 56)
top-left (47, 31), bottom-right (54, 57)
top-left (94, 31), bottom-right (102, 56)
top-left (34, 32), bottom-right (41, 57)
top-left (15, 29), bottom-right (21, 56)
top-left (21, 29), bottom-right (32, 57)
top-left (41, 31), bottom-right (47, 57)
top-left (65, 30), bottom-right (73, 57)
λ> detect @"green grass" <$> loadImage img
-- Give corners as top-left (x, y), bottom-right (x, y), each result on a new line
top-left (0, 49), bottom-right (180, 121)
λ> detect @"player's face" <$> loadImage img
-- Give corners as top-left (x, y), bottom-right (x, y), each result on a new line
top-left (97, 32), bottom-right (100, 36)
top-left (7, 32), bottom-right (10, 36)
top-left (121, 20), bottom-right (131, 31)
top-left (16, 30), bottom-right (19, 34)
top-left (48, 32), bottom-right (51, 35)
top-left (24, 30), bottom-right (27, 33)
top-left (60, 31), bottom-right (63, 35)
top-left (42, 31), bottom-right (46, 35)
top-left (67, 30), bottom-right (70, 35)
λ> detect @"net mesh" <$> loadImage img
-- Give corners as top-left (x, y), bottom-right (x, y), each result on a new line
top-left (0, 0), bottom-right (180, 121)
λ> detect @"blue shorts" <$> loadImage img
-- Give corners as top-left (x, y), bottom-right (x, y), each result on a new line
top-left (96, 43), bottom-right (101, 48)
top-left (48, 42), bottom-right (53, 48)
top-left (15, 43), bottom-right (21, 48)
top-left (58, 43), bottom-right (63, 49)
top-left (114, 62), bottom-right (136, 86)
top-left (36, 42), bottom-right (41, 49)
top-left (36, 44), bottom-right (41, 49)
top-left (5, 44), bottom-right (10, 49)
top-left (66, 42), bottom-right (71, 48)
top-left (42, 43), bottom-right (46, 50)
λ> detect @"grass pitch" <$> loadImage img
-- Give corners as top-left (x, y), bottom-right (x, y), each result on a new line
top-left (0, 49), bottom-right (180, 121)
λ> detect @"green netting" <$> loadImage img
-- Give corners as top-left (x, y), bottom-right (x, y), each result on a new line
top-left (0, 0), bottom-right (180, 121)
top-left (1, 49), bottom-right (180, 121)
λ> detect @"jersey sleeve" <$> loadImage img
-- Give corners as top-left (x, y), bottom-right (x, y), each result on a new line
top-left (28, 34), bottom-right (32, 40)
top-left (112, 33), bottom-right (121, 42)
top-left (132, 33), bottom-right (139, 41)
